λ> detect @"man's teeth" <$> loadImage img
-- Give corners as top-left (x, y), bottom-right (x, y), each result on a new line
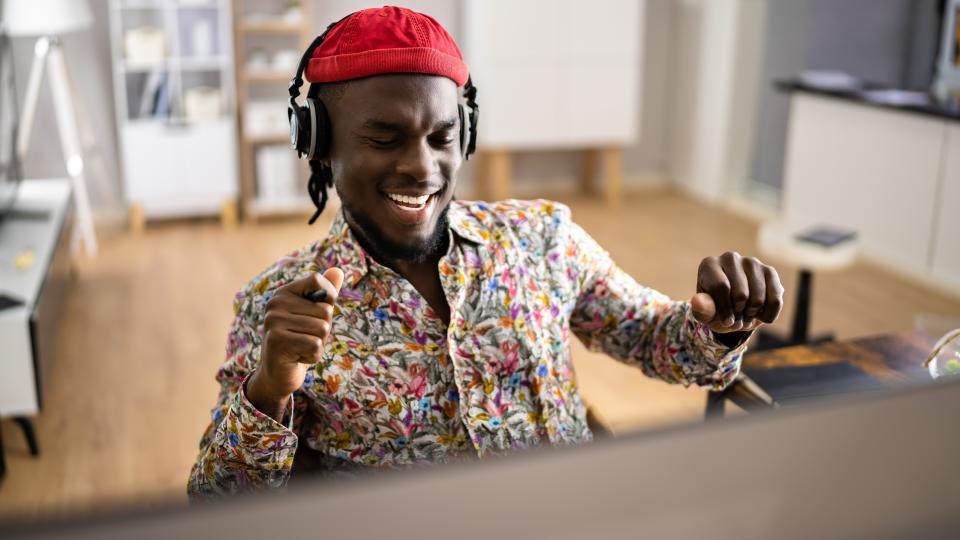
top-left (387, 193), bottom-right (431, 206)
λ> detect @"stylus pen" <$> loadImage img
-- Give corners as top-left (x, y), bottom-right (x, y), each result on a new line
top-left (306, 290), bottom-right (328, 303)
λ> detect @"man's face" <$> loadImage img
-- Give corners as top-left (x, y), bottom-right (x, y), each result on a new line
top-left (324, 74), bottom-right (462, 263)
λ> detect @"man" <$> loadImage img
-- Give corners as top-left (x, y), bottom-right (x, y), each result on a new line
top-left (188, 6), bottom-right (783, 499)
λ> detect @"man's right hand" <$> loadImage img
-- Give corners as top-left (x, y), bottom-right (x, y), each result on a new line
top-left (246, 268), bottom-right (344, 421)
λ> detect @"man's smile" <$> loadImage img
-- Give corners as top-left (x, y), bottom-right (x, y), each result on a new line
top-left (381, 187), bottom-right (444, 226)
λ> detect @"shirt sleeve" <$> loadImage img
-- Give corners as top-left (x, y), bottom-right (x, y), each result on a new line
top-left (187, 287), bottom-right (301, 500)
top-left (557, 207), bottom-right (750, 390)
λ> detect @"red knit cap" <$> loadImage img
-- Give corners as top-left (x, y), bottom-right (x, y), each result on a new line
top-left (305, 6), bottom-right (469, 87)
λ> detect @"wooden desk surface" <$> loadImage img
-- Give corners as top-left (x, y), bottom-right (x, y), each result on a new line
top-left (743, 331), bottom-right (937, 383)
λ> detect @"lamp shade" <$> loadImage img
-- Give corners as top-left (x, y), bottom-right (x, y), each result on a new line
top-left (3, 0), bottom-right (93, 37)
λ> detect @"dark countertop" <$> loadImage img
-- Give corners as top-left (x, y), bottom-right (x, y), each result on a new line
top-left (777, 78), bottom-right (960, 122)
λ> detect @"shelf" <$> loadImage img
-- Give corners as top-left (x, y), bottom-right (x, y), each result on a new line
top-left (243, 71), bottom-right (292, 83)
top-left (179, 56), bottom-right (230, 71)
top-left (240, 20), bottom-right (304, 34)
top-left (249, 196), bottom-right (315, 216)
top-left (245, 132), bottom-right (290, 145)
top-left (120, 61), bottom-right (167, 73)
top-left (115, 0), bottom-right (163, 9)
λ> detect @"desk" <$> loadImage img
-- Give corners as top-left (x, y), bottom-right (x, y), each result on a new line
top-left (0, 179), bottom-right (74, 480)
top-left (711, 331), bottom-right (938, 415)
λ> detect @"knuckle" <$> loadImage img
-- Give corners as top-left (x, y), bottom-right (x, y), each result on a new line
top-left (317, 319), bottom-right (331, 336)
top-left (326, 290), bottom-right (339, 304)
top-left (305, 337), bottom-right (322, 356)
top-left (732, 291), bottom-right (748, 305)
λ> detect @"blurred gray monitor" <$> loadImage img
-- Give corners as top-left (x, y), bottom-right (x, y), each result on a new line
top-left (3, 380), bottom-right (959, 539)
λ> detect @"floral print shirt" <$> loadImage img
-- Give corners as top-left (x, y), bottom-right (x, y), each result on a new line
top-left (188, 199), bottom-right (748, 499)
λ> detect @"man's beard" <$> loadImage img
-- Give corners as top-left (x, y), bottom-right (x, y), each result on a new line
top-left (338, 189), bottom-right (451, 265)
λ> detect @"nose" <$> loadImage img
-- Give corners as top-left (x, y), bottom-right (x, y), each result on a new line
top-left (394, 139), bottom-right (437, 183)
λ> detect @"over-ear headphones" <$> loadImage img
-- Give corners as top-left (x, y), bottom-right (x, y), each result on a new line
top-left (287, 15), bottom-right (479, 162)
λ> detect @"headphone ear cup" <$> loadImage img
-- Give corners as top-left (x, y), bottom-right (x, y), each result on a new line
top-left (458, 103), bottom-right (468, 159)
top-left (312, 98), bottom-right (331, 159)
top-left (289, 102), bottom-right (312, 157)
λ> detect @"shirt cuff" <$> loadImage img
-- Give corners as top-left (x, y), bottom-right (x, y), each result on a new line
top-left (683, 307), bottom-right (753, 390)
top-left (215, 375), bottom-right (299, 472)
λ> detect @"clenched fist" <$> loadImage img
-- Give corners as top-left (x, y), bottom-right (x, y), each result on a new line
top-left (690, 251), bottom-right (784, 335)
top-left (246, 267), bottom-right (344, 421)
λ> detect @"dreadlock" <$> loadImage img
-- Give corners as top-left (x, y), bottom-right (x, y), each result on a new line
top-left (306, 159), bottom-right (333, 225)
top-left (305, 81), bottom-right (350, 225)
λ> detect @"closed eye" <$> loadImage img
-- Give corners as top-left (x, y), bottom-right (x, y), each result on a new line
top-left (365, 136), bottom-right (400, 148)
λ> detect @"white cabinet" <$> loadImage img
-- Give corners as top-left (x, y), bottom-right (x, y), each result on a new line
top-left (931, 126), bottom-right (960, 289)
top-left (782, 93), bottom-right (960, 293)
top-left (108, 0), bottom-right (238, 224)
top-left (463, 0), bottom-right (643, 150)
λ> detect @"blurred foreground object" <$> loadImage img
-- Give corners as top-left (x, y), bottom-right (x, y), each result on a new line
top-left (4, 373), bottom-right (959, 538)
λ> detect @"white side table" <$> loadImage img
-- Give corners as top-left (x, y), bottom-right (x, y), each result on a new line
top-left (757, 221), bottom-right (860, 345)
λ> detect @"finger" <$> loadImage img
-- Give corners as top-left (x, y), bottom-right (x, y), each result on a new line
top-left (264, 311), bottom-right (333, 338)
top-left (266, 292), bottom-right (333, 320)
top-left (323, 267), bottom-right (345, 291)
top-left (741, 257), bottom-right (766, 326)
top-left (280, 269), bottom-right (341, 304)
top-left (690, 292), bottom-right (716, 323)
top-left (699, 257), bottom-right (735, 327)
top-left (758, 265), bottom-right (785, 323)
top-left (266, 327), bottom-right (326, 364)
top-left (720, 252), bottom-right (749, 325)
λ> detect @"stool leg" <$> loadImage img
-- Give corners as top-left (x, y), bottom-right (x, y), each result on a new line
top-left (791, 269), bottom-right (813, 345)
top-left (1, 421), bottom-right (7, 480)
top-left (13, 417), bottom-right (39, 457)
top-left (705, 390), bottom-right (727, 420)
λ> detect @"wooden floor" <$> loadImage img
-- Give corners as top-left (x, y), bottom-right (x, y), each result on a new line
top-left (2, 189), bottom-right (959, 521)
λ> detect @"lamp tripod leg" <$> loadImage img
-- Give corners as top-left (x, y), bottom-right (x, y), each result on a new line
top-left (46, 39), bottom-right (98, 257)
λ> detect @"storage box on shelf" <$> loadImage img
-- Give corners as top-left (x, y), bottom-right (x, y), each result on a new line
top-left (109, 0), bottom-right (239, 232)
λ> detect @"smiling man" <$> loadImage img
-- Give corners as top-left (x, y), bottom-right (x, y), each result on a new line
top-left (188, 6), bottom-right (784, 499)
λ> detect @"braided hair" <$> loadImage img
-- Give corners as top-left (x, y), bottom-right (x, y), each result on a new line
top-left (306, 159), bottom-right (333, 225)
top-left (304, 82), bottom-right (348, 225)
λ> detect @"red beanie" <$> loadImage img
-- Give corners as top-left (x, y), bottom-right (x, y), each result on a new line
top-left (305, 6), bottom-right (469, 87)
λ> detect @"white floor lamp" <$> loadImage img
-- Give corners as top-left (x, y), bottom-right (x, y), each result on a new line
top-left (6, 0), bottom-right (98, 257)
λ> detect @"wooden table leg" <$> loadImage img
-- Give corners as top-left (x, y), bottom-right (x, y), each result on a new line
top-left (601, 146), bottom-right (623, 206)
top-left (581, 149), bottom-right (598, 196)
top-left (479, 150), bottom-right (511, 202)
top-left (220, 198), bottom-right (238, 230)
top-left (1, 420), bottom-right (6, 480)
top-left (128, 202), bottom-right (145, 235)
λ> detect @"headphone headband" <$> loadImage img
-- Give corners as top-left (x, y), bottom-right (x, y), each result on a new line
top-left (288, 17), bottom-right (347, 100)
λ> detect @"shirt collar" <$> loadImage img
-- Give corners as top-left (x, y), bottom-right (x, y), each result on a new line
top-left (318, 202), bottom-right (490, 288)
top-left (447, 201), bottom-right (491, 245)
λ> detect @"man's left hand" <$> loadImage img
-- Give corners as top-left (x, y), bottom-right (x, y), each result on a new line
top-left (690, 251), bottom-right (784, 334)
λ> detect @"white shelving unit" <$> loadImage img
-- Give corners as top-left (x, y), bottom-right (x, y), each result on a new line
top-left (233, 0), bottom-right (316, 220)
top-left (108, 0), bottom-right (239, 231)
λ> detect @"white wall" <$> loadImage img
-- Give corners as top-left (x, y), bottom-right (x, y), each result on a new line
top-left (665, 0), bottom-right (767, 204)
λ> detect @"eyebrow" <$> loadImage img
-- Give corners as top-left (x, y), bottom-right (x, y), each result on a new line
top-left (360, 118), bottom-right (458, 132)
